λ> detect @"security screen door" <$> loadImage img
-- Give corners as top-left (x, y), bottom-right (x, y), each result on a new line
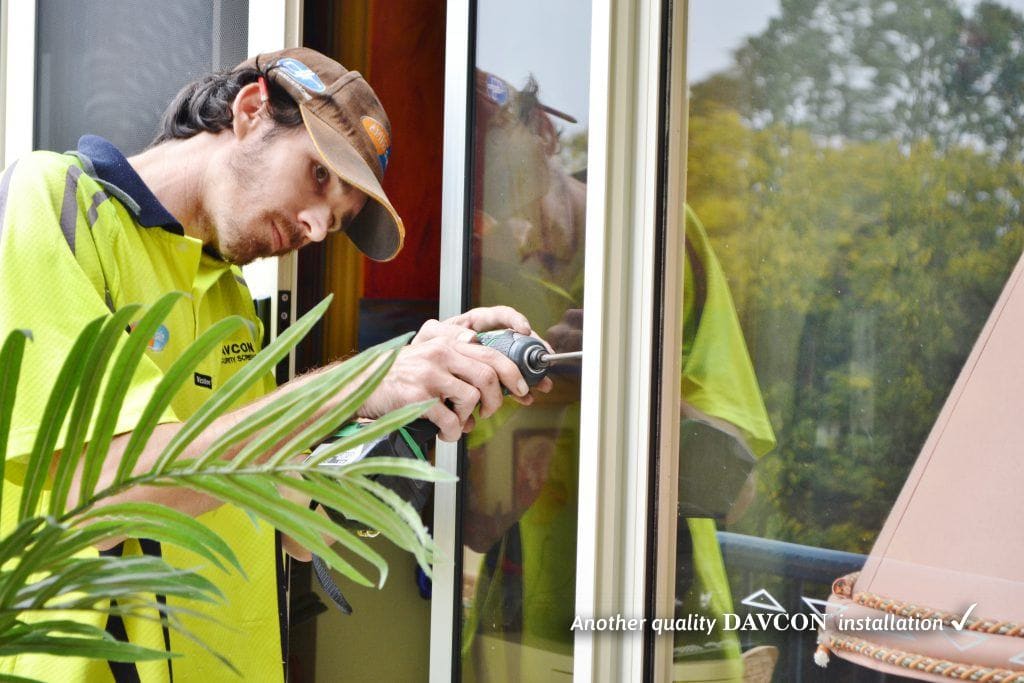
top-left (32, 0), bottom-right (249, 156)
top-left (2, 0), bottom-right (301, 356)
top-left (435, 1), bottom-right (681, 680)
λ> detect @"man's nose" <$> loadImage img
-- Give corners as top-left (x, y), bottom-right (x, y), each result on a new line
top-left (298, 206), bottom-right (332, 243)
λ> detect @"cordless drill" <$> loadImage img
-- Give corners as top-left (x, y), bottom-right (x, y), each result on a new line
top-left (309, 330), bottom-right (580, 613)
top-left (312, 329), bottom-right (581, 523)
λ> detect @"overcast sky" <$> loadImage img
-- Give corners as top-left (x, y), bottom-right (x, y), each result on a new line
top-left (476, 0), bottom-right (592, 137)
top-left (689, 0), bottom-right (1024, 84)
top-left (473, 0), bottom-right (1024, 137)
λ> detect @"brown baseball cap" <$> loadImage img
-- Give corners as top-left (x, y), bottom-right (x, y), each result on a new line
top-left (240, 47), bottom-right (404, 261)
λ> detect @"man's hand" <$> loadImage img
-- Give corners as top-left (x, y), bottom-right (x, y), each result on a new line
top-left (357, 306), bottom-right (552, 441)
top-left (413, 305), bottom-right (531, 344)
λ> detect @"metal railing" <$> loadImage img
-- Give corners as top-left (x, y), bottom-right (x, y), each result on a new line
top-left (716, 532), bottom-right (902, 682)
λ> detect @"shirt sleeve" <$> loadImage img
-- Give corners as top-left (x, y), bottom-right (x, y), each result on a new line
top-left (0, 154), bottom-right (176, 480)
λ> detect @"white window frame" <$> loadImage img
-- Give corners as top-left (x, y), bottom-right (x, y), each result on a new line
top-left (431, 1), bottom-right (686, 680)
top-left (246, 0), bottom-right (303, 365)
top-left (429, 0), bottom-right (473, 680)
top-left (1, 0), bottom-right (36, 170)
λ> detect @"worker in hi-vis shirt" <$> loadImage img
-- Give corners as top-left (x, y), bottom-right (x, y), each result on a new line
top-left (0, 47), bottom-right (551, 681)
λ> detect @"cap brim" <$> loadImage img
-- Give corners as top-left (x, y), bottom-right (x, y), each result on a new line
top-left (300, 105), bottom-right (405, 261)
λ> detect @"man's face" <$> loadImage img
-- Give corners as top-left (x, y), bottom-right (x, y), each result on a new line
top-left (203, 125), bottom-right (369, 265)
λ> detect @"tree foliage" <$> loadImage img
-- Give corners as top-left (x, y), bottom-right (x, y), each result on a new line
top-left (697, 0), bottom-right (1024, 160)
top-left (689, 1), bottom-right (1024, 552)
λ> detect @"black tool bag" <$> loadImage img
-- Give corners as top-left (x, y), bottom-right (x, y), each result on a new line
top-left (677, 403), bottom-right (757, 519)
top-left (309, 418), bottom-right (436, 613)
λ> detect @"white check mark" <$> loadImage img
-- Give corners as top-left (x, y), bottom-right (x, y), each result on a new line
top-left (951, 603), bottom-right (978, 631)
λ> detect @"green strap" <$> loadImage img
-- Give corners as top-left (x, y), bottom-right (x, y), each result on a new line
top-left (398, 426), bottom-right (426, 461)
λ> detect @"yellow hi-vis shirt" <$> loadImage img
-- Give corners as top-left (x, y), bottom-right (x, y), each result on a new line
top-left (0, 137), bottom-right (281, 682)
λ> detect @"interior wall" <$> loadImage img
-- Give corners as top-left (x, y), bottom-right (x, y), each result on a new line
top-left (361, 1), bottom-right (445, 303)
top-left (314, 536), bottom-right (434, 682)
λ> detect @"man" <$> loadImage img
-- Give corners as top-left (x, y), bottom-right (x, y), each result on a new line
top-left (0, 48), bottom-right (548, 681)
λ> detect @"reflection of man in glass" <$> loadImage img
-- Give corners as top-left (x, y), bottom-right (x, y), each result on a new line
top-left (672, 205), bottom-right (776, 680)
top-left (461, 72), bottom-right (776, 682)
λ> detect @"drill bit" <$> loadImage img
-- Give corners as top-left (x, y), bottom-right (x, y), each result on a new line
top-left (539, 350), bottom-right (583, 363)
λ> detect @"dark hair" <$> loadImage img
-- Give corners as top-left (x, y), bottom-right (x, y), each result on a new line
top-left (151, 66), bottom-right (303, 145)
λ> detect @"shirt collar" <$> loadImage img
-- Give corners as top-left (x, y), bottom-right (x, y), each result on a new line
top-left (76, 135), bottom-right (184, 235)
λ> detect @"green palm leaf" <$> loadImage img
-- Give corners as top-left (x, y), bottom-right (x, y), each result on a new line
top-left (0, 330), bottom-right (31, 514)
top-left (0, 294), bottom-right (451, 674)
top-left (153, 295), bottom-right (334, 475)
top-left (49, 302), bottom-right (145, 517)
top-left (115, 315), bottom-right (247, 484)
top-left (0, 635), bottom-right (175, 662)
top-left (18, 316), bottom-right (106, 522)
top-left (78, 293), bottom-right (186, 504)
top-left (221, 335), bottom-right (406, 472)
top-left (74, 503), bottom-right (243, 574)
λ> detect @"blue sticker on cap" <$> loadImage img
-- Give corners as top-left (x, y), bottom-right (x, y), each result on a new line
top-left (485, 74), bottom-right (509, 106)
top-left (276, 57), bottom-right (326, 93)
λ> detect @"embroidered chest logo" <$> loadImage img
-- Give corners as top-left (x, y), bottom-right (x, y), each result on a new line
top-left (222, 341), bottom-right (256, 366)
top-left (130, 323), bottom-right (170, 352)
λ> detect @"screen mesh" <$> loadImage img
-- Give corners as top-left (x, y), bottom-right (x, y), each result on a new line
top-left (34, 0), bottom-right (249, 155)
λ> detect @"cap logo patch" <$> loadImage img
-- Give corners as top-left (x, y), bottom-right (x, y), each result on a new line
top-left (275, 57), bottom-right (326, 93)
top-left (485, 74), bottom-right (510, 106)
top-left (361, 116), bottom-right (392, 173)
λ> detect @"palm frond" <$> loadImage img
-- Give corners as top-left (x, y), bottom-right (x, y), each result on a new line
top-left (152, 295), bottom-right (334, 475)
top-left (75, 503), bottom-right (243, 574)
top-left (0, 294), bottom-right (451, 673)
top-left (0, 329), bottom-right (31, 515)
top-left (78, 294), bottom-right (187, 503)
top-left (18, 315), bottom-right (108, 523)
top-left (115, 315), bottom-right (248, 485)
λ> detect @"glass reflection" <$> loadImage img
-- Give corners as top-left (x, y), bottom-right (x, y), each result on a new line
top-left (680, 1), bottom-right (1024, 681)
top-left (460, 1), bottom-right (591, 681)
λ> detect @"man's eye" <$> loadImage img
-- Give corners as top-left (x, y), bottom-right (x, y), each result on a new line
top-left (314, 164), bottom-right (330, 184)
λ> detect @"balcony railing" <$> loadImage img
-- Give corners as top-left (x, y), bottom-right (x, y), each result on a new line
top-left (716, 532), bottom-right (905, 682)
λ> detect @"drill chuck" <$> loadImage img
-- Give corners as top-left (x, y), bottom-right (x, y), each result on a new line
top-left (476, 329), bottom-right (552, 387)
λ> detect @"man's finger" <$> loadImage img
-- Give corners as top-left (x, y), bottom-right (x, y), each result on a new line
top-left (454, 342), bottom-right (531, 398)
top-left (438, 375), bottom-right (483, 424)
top-left (424, 402), bottom-right (463, 442)
top-left (440, 347), bottom-right (511, 417)
top-left (445, 305), bottom-right (532, 334)
top-left (412, 318), bottom-right (478, 345)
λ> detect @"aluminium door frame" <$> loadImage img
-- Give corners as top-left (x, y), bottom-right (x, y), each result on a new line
top-left (1, 0), bottom-right (37, 170)
top-left (431, 1), bottom-right (687, 680)
top-left (247, 0), bottom-right (303, 359)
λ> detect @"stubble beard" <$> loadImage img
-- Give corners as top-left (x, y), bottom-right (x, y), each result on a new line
top-left (209, 139), bottom-right (274, 266)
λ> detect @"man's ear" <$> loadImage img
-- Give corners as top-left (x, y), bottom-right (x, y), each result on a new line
top-left (231, 82), bottom-right (266, 140)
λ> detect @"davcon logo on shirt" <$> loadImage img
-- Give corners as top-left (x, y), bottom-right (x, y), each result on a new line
top-left (222, 341), bottom-right (256, 366)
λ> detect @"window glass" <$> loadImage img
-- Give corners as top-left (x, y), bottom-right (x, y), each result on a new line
top-left (460, 1), bottom-right (591, 679)
top-left (676, 1), bottom-right (1024, 680)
